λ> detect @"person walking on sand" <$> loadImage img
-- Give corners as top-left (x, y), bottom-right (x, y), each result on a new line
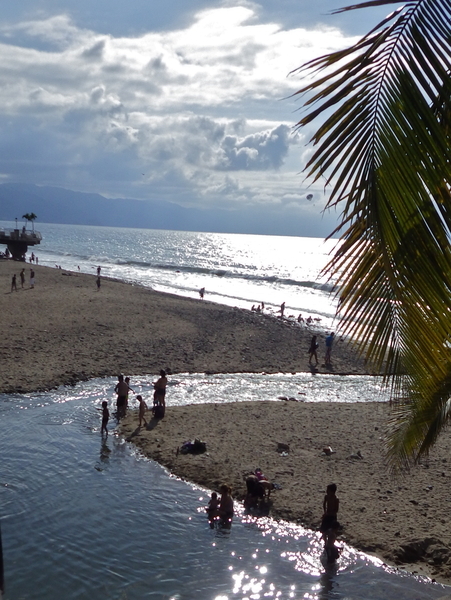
top-left (11, 274), bottom-right (17, 292)
top-left (199, 287), bottom-right (205, 299)
top-left (30, 268), bottom-right (35, 289)
top-left (308, 335), bottom-right (319, 366)
top-left (137, 395), bottom-right (148, 427)
top-left (325, 332), bottom-right (335, 364)
top-left (20, 268), bottom-right (25, 289)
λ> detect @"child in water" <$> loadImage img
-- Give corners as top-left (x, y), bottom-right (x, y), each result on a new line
top-left (137, 395), bottom-right (148, 427)
top-left (320, 483), bottom-right (341, 562)
top-left (99, 401), bottom-right (109, 435)
top-left (218, 484), bottom-right (234, 528)
top-left (206, 492), bottom-right (219, 528)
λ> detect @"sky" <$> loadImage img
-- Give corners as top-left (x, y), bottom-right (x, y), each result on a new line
top-left (0, 1), bottom-right (399, 236)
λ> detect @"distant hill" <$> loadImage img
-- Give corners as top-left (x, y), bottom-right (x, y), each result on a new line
top-left (0, 183), bottom-right (335, 236)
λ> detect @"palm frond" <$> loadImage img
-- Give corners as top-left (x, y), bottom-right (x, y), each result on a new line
top-left (293, 0), bottom-right (451, 468)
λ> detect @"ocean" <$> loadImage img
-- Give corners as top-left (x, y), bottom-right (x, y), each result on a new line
top-left (0, 222), bottom-right (447, 599)
top-left (0, 221), bottom-right (339, 330)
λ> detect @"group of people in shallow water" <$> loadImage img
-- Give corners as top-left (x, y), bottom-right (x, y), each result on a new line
top-left (98, 369), bottom-right (341, 561)
top-left (207, 476), bottom-right (341, 562)
top-left (250, 301), bottom-right (324, 330)
top-left (98, 370), bottom-right (168, 435)
top-left (206, 484), bottom-right (234, 529)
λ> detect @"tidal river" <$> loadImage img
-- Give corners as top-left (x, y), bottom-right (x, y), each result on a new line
top-left (1, 374), bottom-right (448, 599)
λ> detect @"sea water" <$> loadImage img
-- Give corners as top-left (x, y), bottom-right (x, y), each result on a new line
top-left (1, 222), bottom-right (448, 597)
top-left (0, 221), bottom-right (339, 329)
top-left (0, 378), bottom-right (448, 600)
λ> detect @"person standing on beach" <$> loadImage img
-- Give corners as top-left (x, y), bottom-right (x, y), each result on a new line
top-left (308, 335), bottom-right (319, 366)
top-left (199, 287), bottom-right (205, 299)
top-left (96, 276), bottom-right (101, 291)
top-left (137, 395), bottom-right (148, 427)
top-left (153, 370), bottom-right (167, 418)
top-left (325, 332), bottom-right (334, 364)
top-left (279, 302), bottom-right (286, 318)
top-left (97, 266), bottom-right (101, 277)
top-left (20, 268), bottom-right (25, 288)
top-left (11, 274), bottom-right (17, 292)
top-left (30, 268), bottom-right (35, 289)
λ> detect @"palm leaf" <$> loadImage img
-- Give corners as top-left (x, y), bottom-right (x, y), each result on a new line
top-left (293, 0), bottom-right (451, 468)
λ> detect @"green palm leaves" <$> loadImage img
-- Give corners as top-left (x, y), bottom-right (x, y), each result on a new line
top-left (293, 0), bottom-right (451, 467)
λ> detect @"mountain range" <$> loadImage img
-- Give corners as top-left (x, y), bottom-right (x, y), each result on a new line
top-left (0, 183), bottom-right (334, 237)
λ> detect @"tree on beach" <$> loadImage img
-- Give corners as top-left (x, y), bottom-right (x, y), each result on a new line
top-left (293, 0), bottom-right (451, 468)
top-left (22, 212), bottom-right (38, 231)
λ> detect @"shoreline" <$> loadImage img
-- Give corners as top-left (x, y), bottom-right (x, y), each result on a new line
top-left (119, 401), bottom-right (451, 588)
top-left (0, 260), bottom-right (373, 395)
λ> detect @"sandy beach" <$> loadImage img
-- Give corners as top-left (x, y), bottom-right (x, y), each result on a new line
top-left (0, 260), bottom-right (371, 395)
top-left (2, 260), bottom-right (451, 586)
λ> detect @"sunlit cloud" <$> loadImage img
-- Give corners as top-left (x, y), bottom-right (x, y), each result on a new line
top-left (0, 3), bottom-right (360, 230)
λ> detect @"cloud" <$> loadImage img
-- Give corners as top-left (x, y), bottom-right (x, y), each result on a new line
top-left (216, 124), bottom-right (292, 170)
top-left (0, 4), bottom-right (360, 235)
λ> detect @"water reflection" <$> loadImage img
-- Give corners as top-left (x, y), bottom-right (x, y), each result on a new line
top-left (98, 437), bottom-right (111, 467)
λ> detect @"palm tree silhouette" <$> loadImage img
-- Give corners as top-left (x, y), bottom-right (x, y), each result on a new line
top-left (22, 213), bottom-right (38, 231)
